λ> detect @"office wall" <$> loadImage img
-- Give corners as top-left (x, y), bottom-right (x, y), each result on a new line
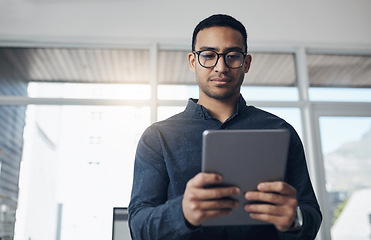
top-left (0, 0), bottom-right (370, 48)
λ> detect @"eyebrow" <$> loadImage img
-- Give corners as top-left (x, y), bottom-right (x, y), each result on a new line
top-left (198, 46), bottom-right (244, 52)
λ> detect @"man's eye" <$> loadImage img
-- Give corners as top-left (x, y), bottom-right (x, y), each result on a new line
top-left (201, 52), bottom-right (216, 59)
top-left (227, 53), bottom-right (241, 59)
top-left (202, 55), bottom-right (215, 59)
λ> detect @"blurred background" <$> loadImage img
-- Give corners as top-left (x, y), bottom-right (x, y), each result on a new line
top-left (0, 0), bottom-right (370, 240)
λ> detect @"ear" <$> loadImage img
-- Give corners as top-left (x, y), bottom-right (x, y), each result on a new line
top-left (243, 54), bottom-right (252, 73)
top-left (188, 52), bottom-right (196, 72)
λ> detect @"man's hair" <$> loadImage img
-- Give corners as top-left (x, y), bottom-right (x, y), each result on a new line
top-left (192, 14), bottom-right (248, 52)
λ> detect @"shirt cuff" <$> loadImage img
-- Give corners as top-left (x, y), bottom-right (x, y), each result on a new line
top-left (171, 196), bottom-right (200, 235)
top-left (287, 206), bottom-right (303, 232)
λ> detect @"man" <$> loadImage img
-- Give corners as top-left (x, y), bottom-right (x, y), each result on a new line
top-left (128, 14), bottom-right (322, 239)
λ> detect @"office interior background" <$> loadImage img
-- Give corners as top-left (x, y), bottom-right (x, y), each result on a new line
top-left (0, 0), bottom-right (371, 239)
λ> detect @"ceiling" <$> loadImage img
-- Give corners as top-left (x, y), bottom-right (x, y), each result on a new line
top-left (0, 47), bottom-right (370, 88)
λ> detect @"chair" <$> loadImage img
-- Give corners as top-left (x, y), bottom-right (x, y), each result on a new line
top-left (112, 207), bottom-right (131, 240)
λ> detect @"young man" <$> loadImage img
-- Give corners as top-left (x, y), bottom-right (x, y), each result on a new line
top-left (128, 14), bottom-right (322, 240)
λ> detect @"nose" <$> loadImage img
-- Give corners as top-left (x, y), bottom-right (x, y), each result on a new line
top-left (213, 55), bottom-right (229, 73)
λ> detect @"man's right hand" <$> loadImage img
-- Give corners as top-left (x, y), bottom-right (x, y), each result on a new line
top-left (182, 172), bottom-right (241, 227)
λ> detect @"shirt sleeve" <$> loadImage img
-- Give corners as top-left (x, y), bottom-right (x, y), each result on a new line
top-left (278, 124), bottom-right (322, 240)
top-left (128, 126), bottom-right (196, 240)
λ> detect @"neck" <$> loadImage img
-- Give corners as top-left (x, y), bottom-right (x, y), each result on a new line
top-left (197, 94), bottom-right (240, 123)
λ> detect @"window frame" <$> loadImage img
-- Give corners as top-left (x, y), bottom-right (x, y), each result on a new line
top-left (1, 41), bottom-right (371, 240)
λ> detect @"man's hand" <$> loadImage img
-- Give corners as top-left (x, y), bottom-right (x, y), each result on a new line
top-left (182, 172), bottom-right (241, 227)
top-left (244, 181), bottom-right (298, 232)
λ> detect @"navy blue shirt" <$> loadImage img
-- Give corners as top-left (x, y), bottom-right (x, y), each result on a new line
top-left (128, 96), bottom-right (322, 240)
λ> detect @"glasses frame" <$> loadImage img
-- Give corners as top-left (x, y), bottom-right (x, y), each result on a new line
top-left (193, 50), bottom-right (248, 69)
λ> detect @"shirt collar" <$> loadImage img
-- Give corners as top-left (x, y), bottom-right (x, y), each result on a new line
top-left (185, 95), bottom-right (248, 120)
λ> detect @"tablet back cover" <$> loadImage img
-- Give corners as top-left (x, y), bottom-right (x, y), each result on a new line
top-left (201, 129), bottom-right (290, 226)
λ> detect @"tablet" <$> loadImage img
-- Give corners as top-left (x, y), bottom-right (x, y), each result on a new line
top-left (201, 129), bottom-right (290, 226)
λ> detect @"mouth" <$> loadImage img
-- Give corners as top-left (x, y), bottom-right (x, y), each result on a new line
top-left (210, 77), bottom-right (231, 86)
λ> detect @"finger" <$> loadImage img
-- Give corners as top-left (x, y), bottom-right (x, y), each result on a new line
top-left (187, 172), bottom-right (223, 188)
top-left (257, 182), bottom-right (296, 197)
top-left (245, 191), bottom-right (288, 205)
top-left (189, 186), bottom-right (241, 201)
top-left (183, 199), bottom-right (238, 226)
top-left (195, 208), bottom-right (234, 223)
top-left (198, 199), bottom-right (240, 211)
top-left (244, 203), bottom-right (293, 217)
top-left (245, 191), bottom-right (298, 207)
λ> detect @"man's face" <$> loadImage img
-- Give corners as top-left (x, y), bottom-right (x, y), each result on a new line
top-left (188, 26), bottom-right (252, 101)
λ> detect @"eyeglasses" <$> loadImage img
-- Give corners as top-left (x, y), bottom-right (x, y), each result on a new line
top-left (193, 50), bottom-right (247, 69)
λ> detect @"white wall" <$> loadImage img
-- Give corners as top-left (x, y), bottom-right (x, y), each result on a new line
top-left (0, 0), bottom-right (370, 48)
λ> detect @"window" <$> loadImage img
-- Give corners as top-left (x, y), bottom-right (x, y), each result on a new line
top-left (261, 107), bottom-right (303, 139)
top-left (309, 87), bottom-right (371, 102)
top-left (28, 82), bottom-right (151, 100)
top-left (318, 117), bottom-right (371, 240)
top-left (2, 46), bottom-right (369, 240)
top-left (157, 106), bottom-right (185, 121)
top-left (307, 54), bottom-right (371, 102)
top-left (158, 85), bottom-right (198, 100)
top-left (15, 81), bottom-right (151, 240)
top-left (17, 104), bottom-right (150, 240)
top-left (241, 86), bottom-right (298, 101)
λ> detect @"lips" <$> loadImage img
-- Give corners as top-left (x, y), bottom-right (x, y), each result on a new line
top-left (210, 77), bottom-right (231, 86)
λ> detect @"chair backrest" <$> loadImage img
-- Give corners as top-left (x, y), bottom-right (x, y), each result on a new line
top-left (112, 207), bottom-right (131, 240)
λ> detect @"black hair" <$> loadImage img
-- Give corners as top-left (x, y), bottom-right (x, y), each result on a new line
top-left (192, 14), bottom-right (248, 52)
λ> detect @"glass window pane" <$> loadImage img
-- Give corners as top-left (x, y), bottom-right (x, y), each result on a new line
top-left (307, 54), bottom-right (371, 88)
top-left (158, 85), bottom-right (298, 101)
top-left (28, 82), bottom-right (151, 100)
top-left (0, 48), bottom-right (150, 84)
top-left (158, 85), bottom-right (198, 100)
top-left (157, 106), bottom-right (185, 121)
top-left (241, 86), bottom-right (299, 101)
top-left (260, 107), bottom-right (303, 140)
top-left (157, 50), bottom-right (297, 87)
top-left (309, 87), bottom-right (371, 102)
top-left (245, 52), bottom-right (297, 87)
top-left (319, 117), bottom-right (371, 240)
top-left (307, 54), bottom-right (371, 102)
top-left (0, 105), bottom-right (27, 239)
top-left (16, 105), bottom-right (150, 240)
top-left (158, 50), bottom-right (195, 85)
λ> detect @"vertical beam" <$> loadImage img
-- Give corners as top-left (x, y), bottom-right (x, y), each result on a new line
top-left (56, 203), bottom-right (63, 240)
top-left (150, 43), bottom-right (158, 124)
top-left (312, 109), bottom-right (332, 240)
top-left (295, 46), bottom-right (315, 181)
top-left (296, 46), bottom-right (330, 240)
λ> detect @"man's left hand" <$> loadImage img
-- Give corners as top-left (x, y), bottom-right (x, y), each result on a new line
top-left (244, 181), bottom-right (298, 232)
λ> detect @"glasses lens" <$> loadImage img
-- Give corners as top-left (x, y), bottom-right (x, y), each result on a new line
top-left (225, 52), bottom-right (244, 68)
top-left (198, 51), bottom-right (218, 67)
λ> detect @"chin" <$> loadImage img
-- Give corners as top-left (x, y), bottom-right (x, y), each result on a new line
top-left (204, 89), bottom-right (239, 100)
